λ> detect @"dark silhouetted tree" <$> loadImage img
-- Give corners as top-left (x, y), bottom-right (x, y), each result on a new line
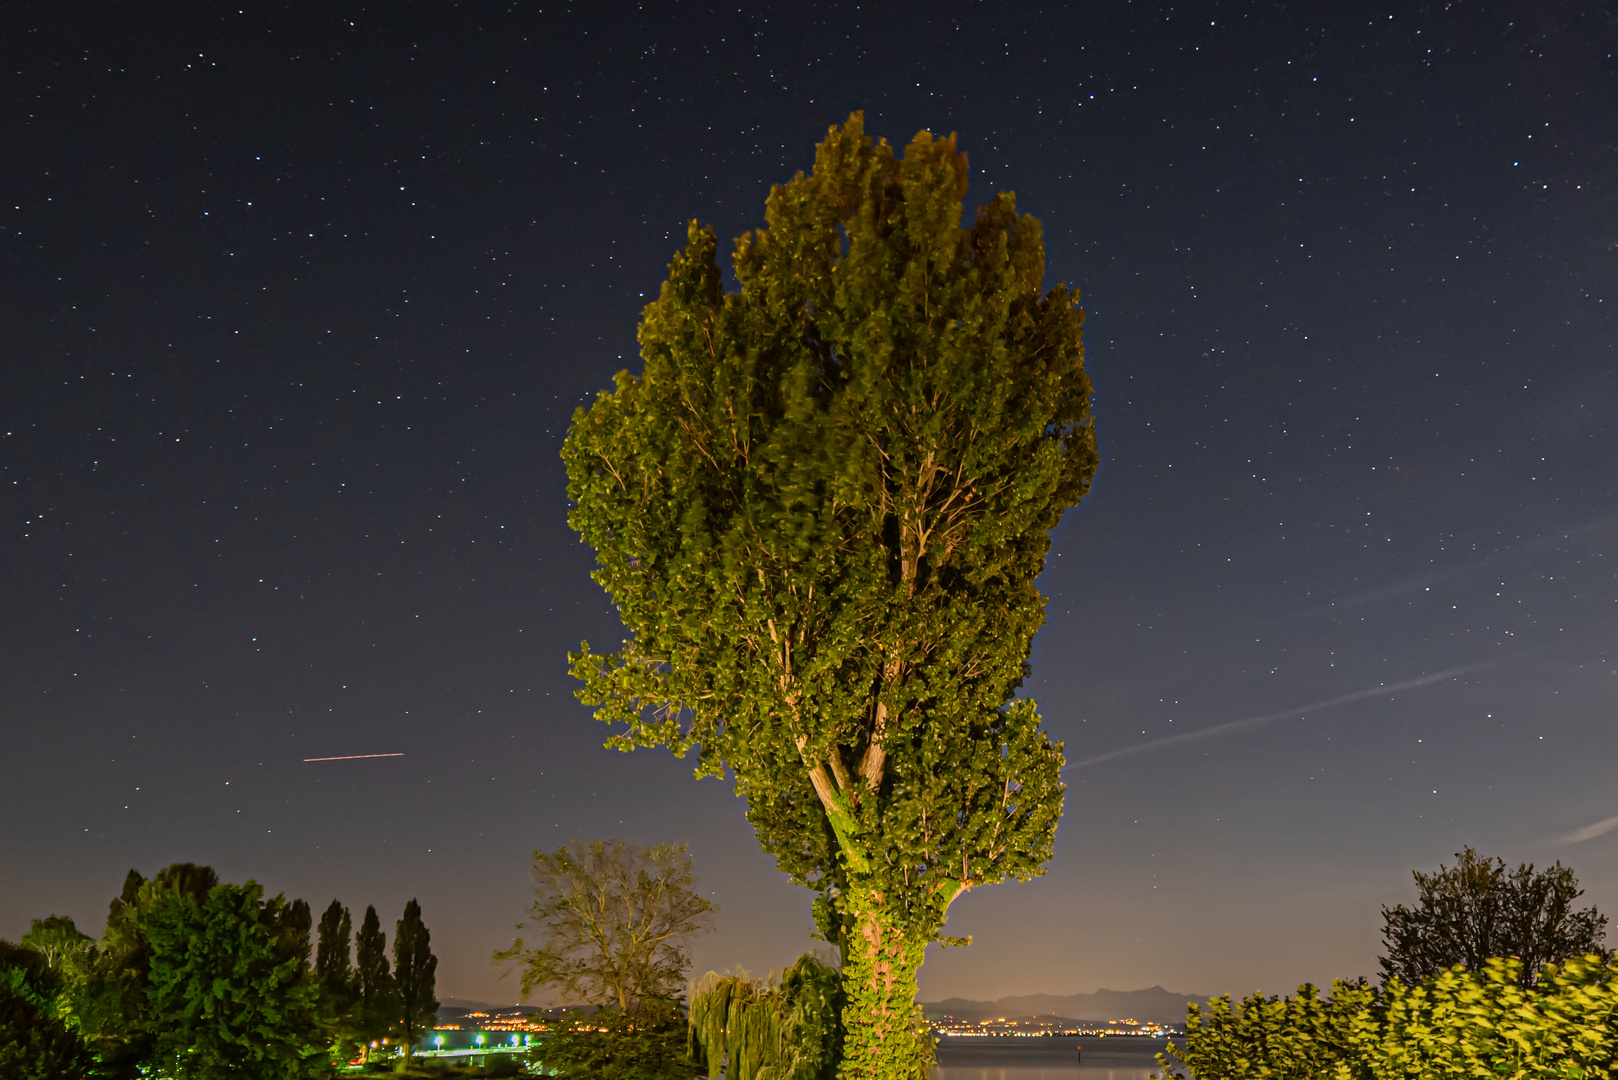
top-left (315, 899), bottom-right (359, 1060)
top-left (495, 840), bottom-right (714, 1016)
top-left (353, 905), bottom-right (398, 1058)
top-left (1380, 846), bottom-right (1610, 987)
top-left (392, 899), bottom-right (438, 1064)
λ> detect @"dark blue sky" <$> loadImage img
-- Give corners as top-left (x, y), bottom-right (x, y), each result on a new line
top-left (4, 1), bottom-right (1614, 1004)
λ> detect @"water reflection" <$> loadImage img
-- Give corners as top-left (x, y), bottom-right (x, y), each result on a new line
top-left (935, 1035), bottom-right (1166, 1080)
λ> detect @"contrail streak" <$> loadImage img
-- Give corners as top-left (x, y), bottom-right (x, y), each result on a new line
top-left (1064, 662), bottom-right (1490, 772)
top-left (1280, 517), bottom-right (1618, 623)
top-left (1558, 815), bottom-right (1618, 845)
top-left (302, 753), bottom-right (405, 762)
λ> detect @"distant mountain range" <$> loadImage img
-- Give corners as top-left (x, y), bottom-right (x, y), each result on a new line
top-left (441, 986), bottom-right (1211, 1027)
top-left (437, 998), bottom-right (516, 1011)
top-left (922, 986), bottom-right (1212, 1025)
top-left (437, 999), bottom-right (584, 1018)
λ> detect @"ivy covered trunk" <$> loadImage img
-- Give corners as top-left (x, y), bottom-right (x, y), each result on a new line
top-left (839, 887), bottom-right (931, 1080)
top-left (562, 113), bottom-right (1095, 1080)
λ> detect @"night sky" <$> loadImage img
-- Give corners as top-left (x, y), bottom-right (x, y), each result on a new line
top-left (5, 2), bottom-right (1615, 1007)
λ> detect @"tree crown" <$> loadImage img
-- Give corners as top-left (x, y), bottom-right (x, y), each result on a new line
top-left (495, 839), bottom-right (715, 1015)
top-left (1380, 846), bottom-right (1610, 987)
top-left (563, 113), bottom-right (1091, 939)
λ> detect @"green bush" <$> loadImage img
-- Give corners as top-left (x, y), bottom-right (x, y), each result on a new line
top-left (1158, 955), bottom-right (1618, 1080)
top-left (0, 983), bottom-right (100, 1080)
top-left (533, 1009), bottom-right (696, 1080)
top-left (1154, 977), bottom-right (1374, 1080)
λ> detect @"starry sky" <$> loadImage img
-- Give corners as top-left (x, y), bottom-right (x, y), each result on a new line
top-left (4, 1), bottom-right (1615, 1006)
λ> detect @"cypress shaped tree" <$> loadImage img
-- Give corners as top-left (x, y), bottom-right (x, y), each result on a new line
top-left (353, 905), bottom-right (397, 1059)
top-left (315, 901), bottom-right (357, 1055)
top-left (278, 898), bottom-right (312, 973)
top-left (315, 901), bottom-right (353, 997)
top-left (392, 899), bottom-right (438, 1064)
top-left (563, 112), bottom-right (1093, 1079)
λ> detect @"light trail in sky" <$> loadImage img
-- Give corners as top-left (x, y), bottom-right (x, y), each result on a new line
top-left (1064, 662), bottom-right (1491, 772)
top-left (302, 753), bottom-right (405, 762)
top-left (1558, 815), bottom-right (1618, 845)
top-left (1279, 516), bottom-right (1618, 623)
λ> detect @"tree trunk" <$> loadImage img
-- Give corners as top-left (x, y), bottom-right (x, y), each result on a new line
top-left (838, 884), bottom-right (932, 1080)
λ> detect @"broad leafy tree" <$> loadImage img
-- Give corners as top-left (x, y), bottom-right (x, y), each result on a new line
top-left (0, 984), bottom-right (99, 1080)
top-left (392, 899), bottom-right (439, 1064)
top-left (1380, 846), bottom-right (1610, 987)
top-left (63, 863), bottom-right (220, 1078)
top-left (495, 839), bottom-right (715, 1016)
top-left (562, 113), bottom-right (1094, 1077)
top-left (19, 916), bottom-right (91, 971)
top-left (142, 879), bottom-right (322, 1079)
top-left (0, 937), bottom-right (98, 1080)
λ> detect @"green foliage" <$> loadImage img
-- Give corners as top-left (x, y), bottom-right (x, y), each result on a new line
top-left (0, 982), bottom-right (100, 1080)
top-left (688, 954), bottom-right (843, 1080)
top-left (1157, 956), bottom-right (1618, 1080)
top-left (534, 1009), bottom-right (697, 1080)
top-left (1380, 846), bottom-right (1609, 988)
top-left (1, 935), bottom-right (100, 1078)
top-left (1155, 978), bottom-right (1376, 1080)
top-left (1370, 955), bottom-right (1618, 1076)
top-left (354, 904), bottom-right (400, 1049)
top-left (562, 112), bottom-right (1092, 1079)
top-left (394, 898), bottom-right (440, 1061)
top-left (55, 863), bottom-right (221, 1078)
top-left (495, 840), bottom-right (715, 1016)
top-left (142, 879), bottom-right (323, 1079)
top-left (0, 936), bottom-right (61, 1011)
top-left (15, 868), bottom-right (424, 1079)
top-left (315, 900), bottom-right (354, 993)
top-left (835, 889), bottom-right (934, 1080)
top-left (20, 914), bottom-right (92, 971)
top-left (315, 899), bottom-right (361, 1061)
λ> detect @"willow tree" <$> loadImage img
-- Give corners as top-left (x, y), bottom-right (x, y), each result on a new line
top-left (563, 113), bottom-right (1096, 1079)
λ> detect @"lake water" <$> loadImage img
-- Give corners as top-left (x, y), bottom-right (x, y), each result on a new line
top-left (934, 1035), bottom-right (1172, 1080)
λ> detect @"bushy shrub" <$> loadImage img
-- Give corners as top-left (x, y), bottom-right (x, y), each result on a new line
top-left (0, 937), bottom-right (99, 1079)
top-left (1155, 978), bottom-right (1374, 1080)
top-left (1157, 955), bottom-right (1618, 1080)
top-left (533, 1008), bottom-right (696, 1080)
top-left (0, 983), bottom-right (100, 1080)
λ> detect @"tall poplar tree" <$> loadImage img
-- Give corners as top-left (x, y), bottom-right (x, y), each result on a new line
top-left (353, 906), bottom-right (396, 1057)
top-left (562, 113), bottom-right (1096, 1079)
top-left (392, 899), bottom-right (438, 1064)
top-left (314, 901), bottom-right (353, 1002)
top-left (314, 901), bottom-right (357, 1055)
